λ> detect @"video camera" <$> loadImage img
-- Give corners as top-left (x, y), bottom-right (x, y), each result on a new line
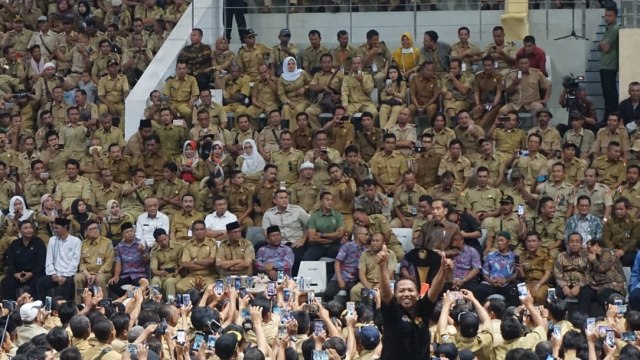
top-left (561, 73), bottom-right (584, 112)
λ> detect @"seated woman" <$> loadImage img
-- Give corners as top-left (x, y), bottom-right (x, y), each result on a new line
top-left (176, 139), bottom-right (206, 195)
top-left (236, 139), bottom-right (265, 191)
top-left (0, 196), bottom-right (36, 265)
top-left (278, 56), bottom-right (310, 131)
top-left (35, 194), bottom-right (59, 245)
top-left (101, 199), bottom-right (130, 247)
top-left (205, 140), bottom-right (235, 181)
top-left (67, 198), bottom-right (99, 238)
top-left (379, 66), bottom-right (407, 130)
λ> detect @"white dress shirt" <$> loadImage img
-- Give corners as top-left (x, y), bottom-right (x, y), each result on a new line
top-left (204, 211), bottom-right (238, 231)
top-left (45, 234), bottom-right (82, 277)
top-left (135, 211), bottom-right (170, 246)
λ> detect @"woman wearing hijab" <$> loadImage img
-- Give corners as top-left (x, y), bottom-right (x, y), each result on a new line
top-left (278, 56), bottom-right (310, 132)
top-left (205, 140), bottom-right (235, 181)
top-left (392, 32), bottom-right (421, 79)
top-left (236, 139), bottom-right (265, 191)
top-left (212, 36), bottom-right (235, 90)
top-left (101, 199), bottom-right (129, 246)
top-left (75, 0), bottom-right (93, 29)
top-left (51, 0), bottom-right (77, 33)
top-left (35, 194), bottom-right (58, 245)
top-left (1, 196), bottom-right (35, 243)
top-left (177, 140), bottom-right (207, 195)
top-left (67, 198), bottom-right (99, 238)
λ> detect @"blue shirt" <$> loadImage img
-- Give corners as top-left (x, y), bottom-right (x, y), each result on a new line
top-left (629, 251), bottom-right (640, 292)
top-left (115, 240), bottom-right (149, 279)
top-left (255, 244), bottom-right (295, 276)
top-left (564, 214), bottom-right (603, 247)
top-left (482, 250), bottom-right (516, 280)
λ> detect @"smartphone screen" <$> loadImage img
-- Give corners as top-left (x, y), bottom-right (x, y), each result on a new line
top-left (192, 332), bottom-right (205, 351)
top-left (176, 330), bottom-right (186, 344)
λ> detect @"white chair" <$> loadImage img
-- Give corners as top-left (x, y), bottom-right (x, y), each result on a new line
top-left (392, 227), bottom-right (415, 254)
top-left (297, 261), bottom-right (327, 293)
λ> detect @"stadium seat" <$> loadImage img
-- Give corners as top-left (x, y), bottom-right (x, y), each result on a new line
top-left (298, 261), bottom-right (327, 293)
top-left (392, 228), bottom-right (415, 254)
top-left (246, 227), bottom-right (266, 245)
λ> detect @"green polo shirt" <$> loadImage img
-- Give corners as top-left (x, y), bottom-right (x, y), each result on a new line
top-left (307, 209), bottom-right (344, 234)
top-left (600, 23), bottom-right (619, 70)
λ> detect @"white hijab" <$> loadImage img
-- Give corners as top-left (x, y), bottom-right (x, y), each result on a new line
top-left (8, 196), bottom-right (34, 221)
top-left (281, 56), bottom-right (304, 82)
top-left (240, 139), bottom-right (266, 174)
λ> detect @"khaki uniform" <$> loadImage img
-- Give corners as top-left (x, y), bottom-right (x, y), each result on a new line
top-left (176, 238), bottom-right (218, 292)
top-left (341, 71), bottom-right (377, 117)
top-left (227, 185), bottom-right (254, 229)
top-left (229, 129), bottom-right (259, 154)
top-left (305, 70), bottom-right (344, 128)
top-left (473, 152), bottom-right (507, 185)
top-left (353, 128), bottom-right (383, 163)
top-left (521, 248), bottom-right (554, 304)
top-left (40, 147), bottom-right (72, 181)
top-left (369, 150), bottom-right (408, 188)
top-left (453, 125), bottom-right (485, 158)
top-left (472, 70), bottom-right (503, 128)
top-left (575, 183), bottom-right (612, 218)
top-left (409, 74), bottom-right (439, 120)
top-left (54, 176), bottom-right (92, 211)
top-left (245, 78), bottom-right (279, 124)
top-left (560, 157), bottom-right (586, 186)
top-left (82, 343), bottom-right (121, 360)
top-left (215, 238), bottom-right (255, 277)
top-left (192, 102), bottom-right (226, 129)
top-left (536, 181), bottom-right (575, 217)
top-left (162, 75), bottom-right (199, 121)
top-left (270, 148), bottom-right (304, 186)
top-left (137, 152), bottom-right (173, 182)
top-left (350, 249), bottom-right (398, 301)
top-left (388, 124), bottom-right (417, 157)
top-left (222, 74), bottom-right (251, 114)
top-left (563, 128), bottom-right (596, 158)
top-left (150, 242), bottom-right (183, 296)
top-left (5, 29), bottom-right (33, 54)
top-left (413, 151), bottom-right (442, 189)
top-left (592, 127), bottom-right (630, 157)
top-left (290, 180), bottom-right (321, 213)
top-left (40, 101), bottom-right (69, 125)
top-left (326, 177), bottom-right (357, 232)
top-left (461, 186), bottom-right (501, 216)
top-left (591, 155), bottom-right (627, 188)
top-left (156, 178), bottom-right (189, 215)
top-left (451, 42), bottom-right (482, 72)
top-left (357, 42), bottom-right (390, 91)
top-left (512, 152), bottom-right (548, 186)
top-left (74, 236), bottom-right (114, 303)
top-left (494, 128), bottom-right (526, 156)
top-left (258, 125), bottom-right (282, 154)
top-left (527, 216), bottom-right (565, 258)
top-left (156, 124), bottom-right (188, 157)
top-left (92, 53), bottom-right (120, 79)
top-left (120, 182), bottom-right (154, 220)
top-left (499, 69), bottom-right (550, 115)
top-left (23, 176), bottom-right (55, 210)
top-left (292, 128), bottom-right (314, 153)
top-left (422, 127), bottom-right (456, 156)
top-left (528, 126), bottom-right (562, 157)
top-left (485, 213), bottom-right (521, 250)
top-left (332, 45), bottom-right (357, 73)
top-left (483, 41), bottom-right (517, 75)
top-left (440, 72), bottom-right (474, 116)
top-left (89, 183), bottom-right (123, 214)
top-left (94, 127), bottom-right (125, 151)
top-left (603, 216), bottom-right (640, 253)
top-left (236, 44), bottom-right (270, 81)
top-left (33, 77), bottom-right (63, 105)
top-left (364, 214), bottom-right (404, 261)
top-left (170, 210), bottom-right (204, 245)
top-left (102, 156), bottom-right (134, 184)
top-left (269, 43), bottom-right (299, 70)
top-left (304, 147), bottom-right (341, 186)
top-left (438, 154), bottom-right (472, 191)
top-left (390, 184), bottom-right (428, 228)
top-left (124, 132), bottom-right (146, 158)
top-left (97, 74), bottom-right (129, 126)
top-left (252, 182), bottom-right (276, 223)
top-left (303, 44), bottom-right (329, 72)
top-left (614, 182), bottom-right (640, 218)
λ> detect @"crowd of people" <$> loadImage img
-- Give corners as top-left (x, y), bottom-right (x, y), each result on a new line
top-left (0, 0), bottom-right (639, 360)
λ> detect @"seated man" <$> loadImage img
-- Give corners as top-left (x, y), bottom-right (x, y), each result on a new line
top-left (340, 56), bottom-right (377, 118)
top-left (16, 301), bottom-right (48, 346)
top-left (591, 113), bottom-right (630, 162)
top-left (255, 225), bottom-right (295, 279)
top-left (475, 231), bottom-right (519, 307)
top-left (603, 197), bottom-right (640, 267)
top-left (553, 232), bottom-right (594, 315)
top-left (169, 194), bottom-right (204, 245)
top-left (390, 171), bottom-right (428, 228)
top-left (438, 139), bottom-right (472, 191)
top-left (73, 220), bottom-right (114, 304)
top-left (150, 228), bottom-right (183, 298)
top-left (215, 221), bottom-right (255, 277)
top-left (564, 195), bottom-right (603, 247)
top-left (1, 220), bottom-right (46, 301)
top-left (324, 226), bottom-right (368, 302)
top-left (528, 109), bottom-right (561, 159)
top-left (409, 61), bottom-right (439, 123)
top-left (162, 61), bottom-right (199, 122)
top-left (461, 166), bottom-right (501, 226)
top-left (304, 192), bottom-right (345, 261)
top-left (487, 111), bottom-right (526, 158)
top-left (176, 220), bottom-right (217, 293)
top-left (36, 218), bottom-right (81, 301)
top-left (591, 141), bottom-right (627, 190)
top-left (574, 169), bottom-right (612, 220)
top-left (108, 222), bottom-right (149, 297)
top-left (516, 231), bottom-right (553, 305)
top-left (349, 233), bottom-right (397, 302)
top-left (586, 238), bottom-right (627, 311)
top-left (510, 133), bottom-right (548, 187)
top-left (523, 197), bottom-right (565, 259)
top-left (155, 162), bottom-right (189, 215)
top-left (515, 35), bottom-right (547, 76)
top-left (222, 64), bottom-right (249, 115)
top-left (499, 56), bottom-right (551, 117)
top-left (483, 195), bottom-right (525, 255)
top-left (353, 208), bottom-right (405, 262)
top-left (135, 198), bottom-right (170, 247)
top-left (354, 179), bottom-right (392, 218)
top-left (618, 81), bottom-right (640, 125)
top-left (204, 195), bottom-right (238, 241)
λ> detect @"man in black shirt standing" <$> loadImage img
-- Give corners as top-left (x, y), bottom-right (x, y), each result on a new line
top-left (378, 243), bottom-right (450, 360)
top-left (1, 221), bottom-right (46, 300)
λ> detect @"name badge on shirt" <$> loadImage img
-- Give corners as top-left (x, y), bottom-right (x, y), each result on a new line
top-left (96, 258), bottom-right (103, 265)
top-left (371, 62), bottom-right (378, 73)
top-left (187, 229), bottom-right (193, 237)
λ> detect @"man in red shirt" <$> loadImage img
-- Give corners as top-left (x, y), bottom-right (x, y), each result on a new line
top-left (516, 35), bottom-right (547, 77)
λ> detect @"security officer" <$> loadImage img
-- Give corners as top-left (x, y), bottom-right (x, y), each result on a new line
top-left (244, 64), bottom-right (279, 126)
top-left (169, 194), bottom-right (203, 245)
top-left (518, 231), bottom-right (553, 305)
top-left (353, 209), bottom-right (404, 261)
top-left (73, 220), bottom-right (113, 304)
top-left (591, 141), bottom-right (627, 190)
top-left (227, 171), bottom-right (254, 231)
top-left (236, 28), bottom-right (270, 82)
top-left (150, 228), bottom-right (183, 298)
top-left (215, 221), bottom-right (255, 277)
top-left (162, 61), bottom-right (199, 122)
top-left (222, 64), bottom-right (250, 115)
top-left (523, 196), bottom-right (565, 259)
top-left (389, 171), bottom-right (428, 229)
top-left (290, 162), bottom-right (321, 213)
top-left (175, 220), bottom-right (217, 293)
top-left (97, 59), bottom-right (129, 129)
top-left (155, 162), bottom-right (189, 215)
top-left (535, 163), bottom-right (575, 218)
top-left (270, 130), bottom-right (305, 186)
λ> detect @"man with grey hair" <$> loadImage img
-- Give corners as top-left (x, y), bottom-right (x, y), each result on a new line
top-left (68, 315), bottom-right (92, 356)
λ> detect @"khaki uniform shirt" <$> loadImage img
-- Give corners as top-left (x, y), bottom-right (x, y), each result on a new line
top-left (237, 44), bottom-right (270, 81)
top-left (494, 128), bottom-right (526, 155)
top-left (269, 43), bottom-right (299, 68)
top-left (536, 181), bottom-right (575, 216)
top-left (163, 75), bottom-right (199, 104)
top-left (560, 157), bottom-right (586, 185)
top-left (182, 238), bottom-right (217, 276)
top-left (591, 155), bottom-right (627, 188)
top-left (23, 176), bottom-right (55, 209)
top-left (357, 42), bottom-right (390, 74)
top-left (41, 100), bottom-right (69, 125)
top-left (522, 248), bottom-right (553, 283)
top-left (224, 74), bottom-right (251, 100)
top-left (79, 236), bottom-right (115, 274)
top-left (156, 178), bottom-right (189, 213)
top-left (216, 238), bottom-right (255, 276)
top-left (427, 185), bottom-right (463, 210)
top-left (304, 147), bottom-right (341, 185)
top-left (353, 128), bottom-right (383, 162)
top-left (328, 122), bottom-right (355, 154)
top-left (528, 126), bottom-right (562, 156)
top-left (461, 186), bottom-right (501, 214)
top-left (292, 128), bottom-right (313, 153)
top-left (192, 102), bottom-right (226, 128)
top-left (575, 183), bottom-right (612, 218)
top-left (440, 72), bottom-right (474, 102)
top-left (91, 53), bottom-right (120, 78)
top-left (156, 124), bottom-right (188, 156)
top-left (326, 177), bottom-right (357, 215)
top-left (473, 152), bottom-right (507, 183)
top-left (365, 214), bottom-right (401, 250)
top-left (253, 182), bottom-right (277, 211)
top-left (81, 343), bottom-right (121, 360)
top-left (137, 152), bottom-right (173, 181)
top-left (251, 78), bottom-right (279, 110)
top-left (33, 77), bottom-right (63, 105)
top-left (369, 150), bottom-right (408, 186)
top-left (614, 181), bottom-right (640, 218)
top-left (258, 125), bottom-right (282, 154)
top-left (6, 29), bottom-right (33, 54)
top-left (150, 242), bottom-right (183, 271)
top-left (422, 127), bottom-right (455, 156)
top-left (227, 185), bottom-right (253, 215)
top-left (451, 41), bottom-right (482, 71)
top-left (388, 124), bottom-right (417, 157)
top-left (393, 184), bottom-right (428, 217)
top-left (290, 180), bottom-right (321, 212)
top-left (270, 148), bottom-right (305, 186)
top-left (603, 216), bottom-right (640, 252)
top-left (94, 126), bottom-right (125, 150)
top-left (40, 147), bottom-right (72, 181)
top-left (303, 44), bottom-right (329, 71)
top-left (592, 127), bottom-right (630, 156)
top-left (409, 74), bottom-right (439, 104)
top-left (504, 68), bottom-right (550, 105)
top-left (454, 125), bottom-right (485, 156)
top-left (563, 128), bottom-right (595, 158)
top-left (54, 176), bottom-right (92, 211)
top-left (483, 41), bottom-right (517, 74)
top-left (332, 45), bottom-right (357, 72)
top-left (170, 210), bottom-right (204, 244)
top-left (512, 152), bottom-right (548, 186)
top-left (360, 249), bottom-right (397, 285)
top-left (98, 74), bottom-right (129, 103)
top-left (89, 183), bottom-right (123, 213)
top-left (102, 156), bottom-right (134, 184)
top-left (121, 48), bottom-right (152, 72)
top-left (310, 69), bottom-right (344, 96)
top-left (527, 216), bottom-right (565, 250)
top-left (413, 151), bottom-right (442, 189)
top-left (486, 213), bottom-right (521, 248)
top-left (438, 154), bottom-right (472, 190)
top-left (474, 70), bottom-right (503, 103)
top-left (341, 72), bottom-right (374, 105)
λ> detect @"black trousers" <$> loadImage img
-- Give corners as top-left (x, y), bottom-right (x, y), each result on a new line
top-left (556, 285), bottom-right (596, 315)
top-left (324, 279), bottom-right (358, 302)
top-left (36, 275), bottom-right (75, 301)
top-left (622, 251), bottom-right (637, 267)
top-left (109, 276), bottom-right (144, 298)
top-left (1, 275), bottom-right (41, 300)
top-left (600, 69), bottom-right (618, 120)
top-left (301, 243), bottom-right (341, 261)
top-left (474, 282), bottom-right (519, 307)
top-left (224, 0), bottom-right (247, 42)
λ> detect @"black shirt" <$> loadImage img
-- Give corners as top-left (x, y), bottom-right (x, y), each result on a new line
top-left (5, 237), bottom-right (47, 276)
top-left (380, 296), bottom-right (435, 360)
top-left (618, 98), bottom-right (640, 125)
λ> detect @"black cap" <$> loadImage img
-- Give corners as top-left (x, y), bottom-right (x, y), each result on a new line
top-left (226, 221), bottom-right (240, 232)
top-left (562, 142), bottom-right (579, 150)
top-left (243, 28), bottom-right (257, 38)
top-left (499, 195), bottom-right (514, 204)
top-left (279, 28), bottom-right (291, 37)
top-left (266, 225), bottom-right (280, 234)
top-left (139, 119), bottom-right (152, 129)
top-left (120, 222), bottom-right (134, 231)
top-left (107, 58), bottom-right (119, 66)
top-left (54, 218), bottom-right (70, 226)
